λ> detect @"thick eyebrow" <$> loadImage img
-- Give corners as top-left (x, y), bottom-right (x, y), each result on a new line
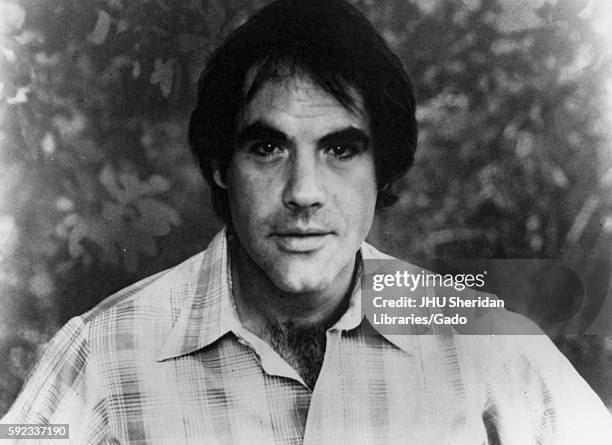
top-left (318, 127), bottom-right (370, 148)
top-left (234, 121), bottom-right (289, 147)
top-left (234, 120), bottom-right (370, 149)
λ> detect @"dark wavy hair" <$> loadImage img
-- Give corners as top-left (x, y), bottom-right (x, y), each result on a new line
top-left (189, 0), bottom-right (418, 222)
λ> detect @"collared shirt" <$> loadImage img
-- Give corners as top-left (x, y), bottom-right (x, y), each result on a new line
top-left (2, 228), bottom-right (611, 444)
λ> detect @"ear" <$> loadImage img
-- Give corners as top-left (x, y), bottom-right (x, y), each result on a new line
top-left (211, 159), bottom-right (227, 190)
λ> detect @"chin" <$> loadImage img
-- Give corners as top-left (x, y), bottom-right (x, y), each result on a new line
top-left (275, 278), bottom-right (330, 295)
top-left (270, 269), bottom-right (332, 295)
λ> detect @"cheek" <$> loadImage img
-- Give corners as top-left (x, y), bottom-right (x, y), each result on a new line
top-left (226, 165), bottom-right (276, 223)
top-left (356, 189), bottom-right (377, 233)
top-left (341, 171), bottom-right (377, 236)
top-left (356, 164), bottom-right (378, 207)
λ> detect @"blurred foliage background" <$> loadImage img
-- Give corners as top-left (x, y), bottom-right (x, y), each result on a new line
top-left (1, 0), bottom-right (612, 415)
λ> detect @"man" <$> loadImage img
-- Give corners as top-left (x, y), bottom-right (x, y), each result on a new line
top-left (3, 0), bottom-right (612, 443)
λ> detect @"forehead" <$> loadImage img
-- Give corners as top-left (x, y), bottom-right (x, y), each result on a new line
top-left (238, 75), bottom-right (369, 133)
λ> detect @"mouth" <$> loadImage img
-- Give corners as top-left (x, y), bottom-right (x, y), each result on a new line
top-left (271, 230), bottom-right (333, 252)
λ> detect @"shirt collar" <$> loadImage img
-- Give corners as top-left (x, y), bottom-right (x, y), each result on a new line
top-left (157, 227), bottom-right (240, 361)
top-left (157, 227), bottom-right (413, 361)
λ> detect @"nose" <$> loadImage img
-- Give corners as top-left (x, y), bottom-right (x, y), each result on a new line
top-left (282, 150), bottom-right (326, 210)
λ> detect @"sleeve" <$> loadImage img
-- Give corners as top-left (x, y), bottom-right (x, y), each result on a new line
top-left (484, 331), bottom-right (612, 444)
top-left (0, 317), bottom-right (110, 444)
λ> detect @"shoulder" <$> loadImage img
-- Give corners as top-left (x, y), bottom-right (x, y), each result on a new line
top-left (41, 248), bottom-right (207, 368)
top-left (81, 250), bottom-right (205, 324)
top-left (361, 240), bottom-right (396, 260)
top-left (86, 250), bottom-right (209, 354)
top-left (451, 307), bottom-right (612, 440)
top-left (1, 242), bottom-right (218, 425)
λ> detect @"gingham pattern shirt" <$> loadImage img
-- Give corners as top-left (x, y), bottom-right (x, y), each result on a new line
top-left (3, 228), bottom-right (612, 444)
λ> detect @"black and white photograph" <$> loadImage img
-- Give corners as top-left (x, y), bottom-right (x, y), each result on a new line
top-left (0, 0), bottom-right (611, 443)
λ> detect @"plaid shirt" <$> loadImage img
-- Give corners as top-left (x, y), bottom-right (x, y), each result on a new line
top-left (3, 228), bottom-right (611, 444)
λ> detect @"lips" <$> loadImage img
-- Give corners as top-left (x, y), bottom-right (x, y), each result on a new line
top-left (271, 228), bottom-right (333, 252)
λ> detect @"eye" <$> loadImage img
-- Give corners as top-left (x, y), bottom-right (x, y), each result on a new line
top-left (326, 144), bottom-right (357, 160)
top-left (250, 142), bottom-right (283, 157)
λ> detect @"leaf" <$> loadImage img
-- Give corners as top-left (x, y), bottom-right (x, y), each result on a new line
top-left (101, 165), bottom-right (172, 205)
top-left (601, 167), bottom-right (612, 188)
top-left (550, 166), bottom-right (569, 188)
top-left (0, 3), bottom-right (25, 34)
top-left (29, 271), bottom-right (54, 299)
top-left (51, 111), bottom-right (87, 141)
top-left (412, 0), bottom-right (442, 15)
top-left (461, 0), bottom-right (482, 11)
top-left (5, 86), bottom-right (29, 104)
top-left (1, 46), bottom-right (16, 63)
top-left (88, 10), bottom-right (112, 45)
top-left (150, 58), bottom-right (174, 97)
top-left (86, 218), bottom-right (121, 265)
top-left (106, 0), bottom-right (123, 10)
top-left (148, 175), bottom-right (170, 193)
top-left (117, 19), bottom-right (128, 33)
top-left (99, 164), bottom-right (123, 201)
top-left (496, 1), bottom-right (544, 33)
top-left (40, 132), bottom-right (56, 154)
top-left (117, 171), bottom-right (149, 202)
top-left (134, 197), bottom-right (180, 236)
top-left (68, 219), bottom-right (88, 259)
top-left (553, 0), bottom-right (590, 21)
top-left (67, 216), bottom-right (120, 265)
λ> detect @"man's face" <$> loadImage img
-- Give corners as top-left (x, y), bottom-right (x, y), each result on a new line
top-left (218, 75), bottom-right (377, 294)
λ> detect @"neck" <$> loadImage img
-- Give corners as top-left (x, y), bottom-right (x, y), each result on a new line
top-left (229, 237), bottom-right (358, 335)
